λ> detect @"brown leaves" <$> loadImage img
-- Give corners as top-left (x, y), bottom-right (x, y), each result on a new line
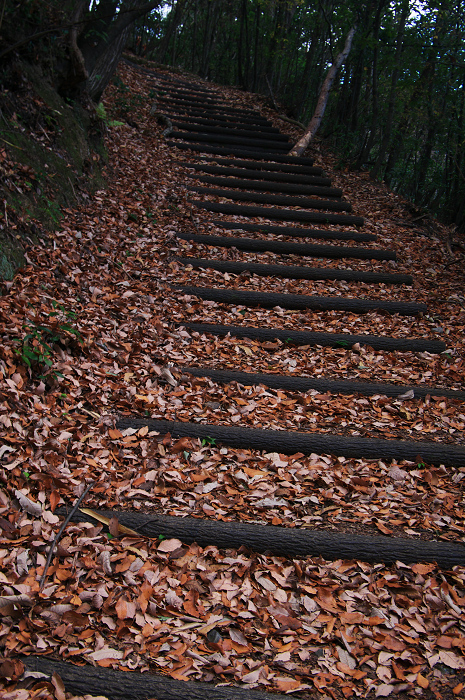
top-left (0, 658), bottom-right (24, 681)
top-left (0, 60), bottom-right (464, 700)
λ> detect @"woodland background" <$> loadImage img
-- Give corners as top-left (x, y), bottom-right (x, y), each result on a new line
top-left (0, 0), bottom-right (464, 260)
top-left (129, 0), bottom-right (465, 233)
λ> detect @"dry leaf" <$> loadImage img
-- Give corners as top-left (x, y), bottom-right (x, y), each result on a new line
top-left (14, 490), bottom-right (42, 516)
top-left (157, 538), bottom-right (183, 552)
top-left (438, 651), bottom-right (465, 669)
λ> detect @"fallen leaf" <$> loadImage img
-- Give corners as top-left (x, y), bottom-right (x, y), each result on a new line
top-left (157, 537), bottom-right (184, 552)
top-left (15, 490), bottom-right (42, 517)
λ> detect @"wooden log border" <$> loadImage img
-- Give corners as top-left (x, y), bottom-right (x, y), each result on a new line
top-left (22, 657), bottom-right (288, 700)
top-left (174, 284), bottom-right (426, 315)
top-left (173, 123), bottom-right (290, 142)
top-left (213, 221), bottom-right (375, 242)
top-left (183, 163), bottom-right (332, 186)
top-left (116, 417), bottom-right (465, 467)
top-left (179, 365), bottom-right (465, 401)
top-left (174, 257), bottom-right (412, 284)
top-left (172, 132), bottom-right (291, 151)
top-left (180, 321), bottom-right (446, 353)
top-left (190, 201), bottom-right (364, 227)
top-left (188, 174), bottom-right (343, 198)
top-left (203, 157), bottom-right (321, 173)
top-left (62, 508), bottom-right (465, 567)
top-left (167, 143), bottom-right (315, 166)
top-left (176, 233), bottom-right (391, 259)
top-left (188, 186), bottom-right (352, 210)
top-left (173, 117), bottom-right (282, 134)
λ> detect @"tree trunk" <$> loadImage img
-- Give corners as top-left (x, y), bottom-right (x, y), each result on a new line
top-left (156, 0), bottom-right (188, 64)
top-left (199, 0), bottom-right (220, 78)
top-left (289, 26), bottom-right (356, 156)
top-left (371, 3), bottom-right (443, 182)
top-left (354, 0), bottom-right (386, 168)
top-left (59, 0), bottom-right (89, 94)
top-left (83, 0), bottom-right (162, 102)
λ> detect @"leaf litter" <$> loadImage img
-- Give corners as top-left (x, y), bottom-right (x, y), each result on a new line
top-left (1, 60), bottom-right (464, 699)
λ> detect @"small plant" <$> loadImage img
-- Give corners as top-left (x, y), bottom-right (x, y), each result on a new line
top-left (201, 436), bottom-right (217, 447)
top-left (14, 302), bottom-right (83, 381)
top-left (44, 198), bottom-right (62, 225)
top-left (96, 102), bottom-right (124, 128)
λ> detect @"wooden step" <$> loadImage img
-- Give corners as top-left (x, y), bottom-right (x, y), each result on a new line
top-left (173, 116), bottom-right (281, 134)
top-left (179, 365), bottom-right (465, 400)
top-left (175, 257), bottom-right (412, 283)
top-left (69, 508), bottom-right (465, 567)
top-left (190, 200), bottom-right (364, 226)
top-left (175, 284), bottom-right (426, 315)
top-left (182, 162), bottom-right (332, 185)
top-left (188, 174), bottom-right (342, 197)
top-left (181, 321), bottom-right (446, 353)
top-left (173, 122), bottom-right (290, 141)
top-left (168, 143), bottom-right (315, 165)
top-left (176, 233), bottom-right (383, 258)
top-left (202, 157), bottom-right (321, 173)
top-left (116, 417), bottom-right (465, 467)
top-left (213, 221), bottom-right (375, 242)
top-left (171, 131), bottom-right (291, 151)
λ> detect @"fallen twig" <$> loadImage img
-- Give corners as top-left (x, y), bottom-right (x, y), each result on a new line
top-left (39, 481), bottom-right (94, 590)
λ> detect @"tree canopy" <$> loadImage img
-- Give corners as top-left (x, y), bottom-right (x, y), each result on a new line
top-left (1, 0), bottom-right (464, 232)
top-left (131, 0), bottom-right (465, 233)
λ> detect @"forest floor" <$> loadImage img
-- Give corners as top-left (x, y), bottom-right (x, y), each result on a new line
top-left (1, 60), bottom-right (465, 700)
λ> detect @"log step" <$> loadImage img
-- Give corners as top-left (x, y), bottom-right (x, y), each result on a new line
top-left (150, 74), bottom-right (217, 94)
top-left (173, 116), bottom-right (282, 134)
top-left (180, 322), bottom-right (446, 353)
top-left (189, 186), bottom-right (351, 210)
top-left (187, 174), bottom-right (343, 198)
top-left (155, 81), bottom-right (218, 96)
top-left (159, 87), bottom-right (219, 100)
top-left (175, 257), bottom-right (412, 284)
top-left (171, 131), bottom-right (291, 150)
top-left (190, 201), bottom-right (364, 226)
top-left (66, 509), bottom-right (465, 567)
top-left (158, 95), bottom-right (268, 118)
top-left (172, 122), bottom-right (290, 142)
top-left (214, 221), bottom-right (376, 242)
top-left (168, 141), bottom-right (302, 160)
top-left (22, 657), bottom-right (292, 700)
top-left (182, 162), bottom-right (332, 185)
top-left (179, 365), bottom-right (465, 401)
top-left (175, 284), bottom-right (426, 315)
top-left (168, 144), bottom-right (315, 166)
top-left (169, 109), bottom-right (272, 126)
top-left (158, 91), bottom-right (220, 106)
top-left (116, 417), bottom-right (465, 468)
top-left (203, 157), bottom-right (320, 173)
top-left (176, 233), bottom-right (392, 259)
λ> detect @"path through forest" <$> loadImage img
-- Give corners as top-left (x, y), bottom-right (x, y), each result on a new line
top-left (1, 59), bottom-right (465, 700)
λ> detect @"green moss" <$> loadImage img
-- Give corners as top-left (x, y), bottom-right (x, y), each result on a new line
top-left (0, 62), bottom-right (106, 280)
top-left (0, 237), bottom-right (25, 280)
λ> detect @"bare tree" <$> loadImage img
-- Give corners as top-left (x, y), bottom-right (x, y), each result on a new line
top-left (289, 26), bottom-right (356, 157)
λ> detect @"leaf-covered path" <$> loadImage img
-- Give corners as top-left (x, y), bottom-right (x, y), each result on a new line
top-left (1, 59), bottom-right (465, 700)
